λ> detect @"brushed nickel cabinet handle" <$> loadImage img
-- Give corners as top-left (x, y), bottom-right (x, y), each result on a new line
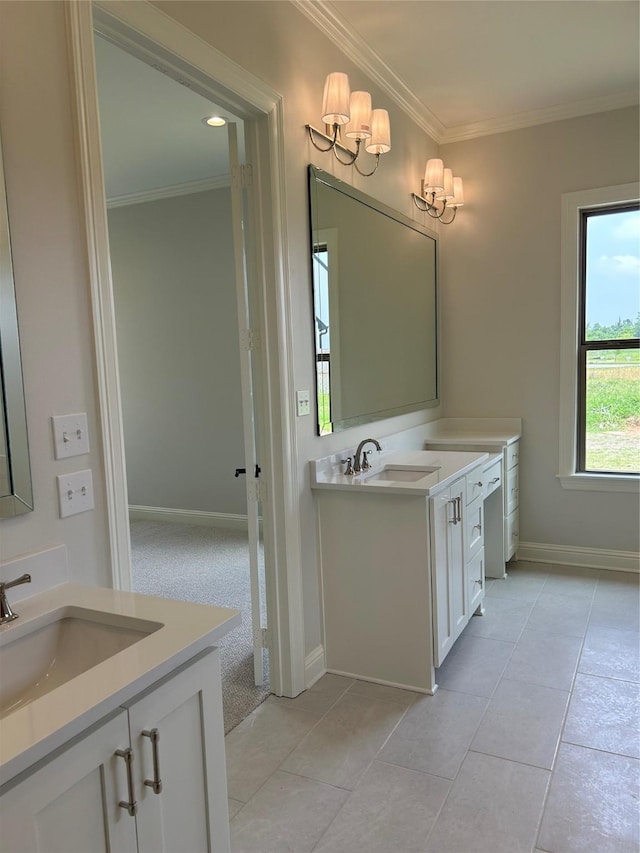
top-left (457, 496), bottom-right (462, 523)
top-left (115, 748), bottom-right (137, 816)
top-left (447, 497), bottom-right (458, 524)
top-left (489, 477), bottom-right (499, 485)
top-left (142, 728), bottom-right (163, 794)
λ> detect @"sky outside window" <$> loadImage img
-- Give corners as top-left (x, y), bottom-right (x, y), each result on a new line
top-left (585, 208), bottom-right (640, 333)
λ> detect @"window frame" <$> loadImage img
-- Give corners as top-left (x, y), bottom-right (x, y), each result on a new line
top-left (558, 183), bottom-right (640, 493)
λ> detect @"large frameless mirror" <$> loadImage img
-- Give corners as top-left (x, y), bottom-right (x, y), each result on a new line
top-left (308, 165), bottom-right (439, 435)
top-left (0, 132), bottom-right (33, 518)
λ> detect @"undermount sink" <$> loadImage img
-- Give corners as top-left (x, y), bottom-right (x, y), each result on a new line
top-left (0, 608), bottom-right (162, 718)
top-left (365, 466), bottom-right (439, 483)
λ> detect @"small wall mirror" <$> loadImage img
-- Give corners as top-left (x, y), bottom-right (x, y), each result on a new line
top-left (0, 132), bottom-right (33, 518)
top-left (308, 166), bottom-right (439, 435)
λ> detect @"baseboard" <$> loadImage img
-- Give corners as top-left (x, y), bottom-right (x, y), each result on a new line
top-left (518, 541), bottom-right (640, 574)
top-left (305, 645), bottom-right (326, 689)
top-left (128, 505), bottom-right (251, 531)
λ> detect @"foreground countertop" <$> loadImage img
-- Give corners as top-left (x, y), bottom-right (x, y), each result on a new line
top-left (0, 583), bottom-right (239, 786)
top-left (311, 449), bottom-right (489, 497)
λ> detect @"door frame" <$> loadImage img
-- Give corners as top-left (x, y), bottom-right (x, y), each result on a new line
top-left (66, 0), bottom-right (305, 698)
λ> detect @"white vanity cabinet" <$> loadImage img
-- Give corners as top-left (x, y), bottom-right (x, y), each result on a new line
top-left (0, 650), bottom-right (230, 853)
top-left (423, 418), bottom-right (521, 578)
top-left (314, 453), bottom-right (487, 693)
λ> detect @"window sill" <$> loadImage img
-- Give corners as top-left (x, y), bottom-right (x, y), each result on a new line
top-left (557, 474), bottom-right (640, 493)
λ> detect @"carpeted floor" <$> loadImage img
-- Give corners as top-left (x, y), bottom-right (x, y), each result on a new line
top-left (129, 520), bottom-right (269, 733)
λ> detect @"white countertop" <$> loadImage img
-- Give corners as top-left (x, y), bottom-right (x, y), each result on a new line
top-left (0, 583), bottom-right (239, 785)
top-left (311, 449), bottom-right (489, 497)
top-left (422, 417), bottom-right (521, 446)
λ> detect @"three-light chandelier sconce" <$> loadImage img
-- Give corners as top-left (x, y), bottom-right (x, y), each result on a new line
top-left (306, 72), bottom-right (391, 177)
top-left (412, 159), bottom-right (465, 224)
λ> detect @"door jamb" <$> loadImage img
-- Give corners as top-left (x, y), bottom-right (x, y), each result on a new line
top-left (66, 0), bottom-right (305, 698)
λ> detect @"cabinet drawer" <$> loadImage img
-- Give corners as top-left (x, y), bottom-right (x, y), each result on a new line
top-left (484, 459), bottom-right (502, 496)
top-left (465, 494), bottom-right (484, 559)
top-left (506, 466), bottom-right (519, 515)
top-left (465, 466), bottom-right (485, 505)
top-left (505, 509), bottom-right (519, 560)
top-left (506, 441), bottom-right (520, 470)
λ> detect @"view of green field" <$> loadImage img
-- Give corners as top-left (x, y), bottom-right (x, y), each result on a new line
top-left (585, 354), bottom-right (640, 473)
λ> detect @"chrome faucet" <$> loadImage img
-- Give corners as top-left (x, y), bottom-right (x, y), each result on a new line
top-left (0, 574), bottom-right (31, 624)
top-left (353, 438), bottom-right (382, 473)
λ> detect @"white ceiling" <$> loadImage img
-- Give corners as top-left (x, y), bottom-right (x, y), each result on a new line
top-left (94, 35), bottom-right (243, 202)
top-left (297, 0), bottom-right (639, 142)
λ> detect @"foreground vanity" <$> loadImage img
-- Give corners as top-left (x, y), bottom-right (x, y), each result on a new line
top-left (0, 583), bottom-right (239, 852)
top-left (312, 449), bottom-right (489, 694)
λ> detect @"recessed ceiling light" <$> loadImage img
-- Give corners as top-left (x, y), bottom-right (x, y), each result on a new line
top-left (202, 115), bottom-right (227, 127)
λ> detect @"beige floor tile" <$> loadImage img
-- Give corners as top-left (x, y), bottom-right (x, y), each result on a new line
top-left (471, 678), bottom-right (569, 769)
top-left (538, 743), bottom-right (640, 853)
top-left (345, 679), bottom-right (420, 708)
top-left (230, 770), bottom-right (348, 853)
top-left (314, 761), bottom-right (450, 852)
top-left (590, 572), bottom-right (640, 633)
top-left (271, 674), bottom-right (354, 715)
top-left (280, 692), bottom-right (407, 789)
top-left (579, 625), bottom-right (640, 683)
top-left (503, 628), bottom-right (582, 690)
top-left (463, 594), bottom-right (533, 642)
top-left (563, 673), bottom-right (640, 758)
top-left (526, 590), bottom-right (592, 638)
top-left (541, 565), bottom-right (599, 599)
top-left (378, 688), bottom-right (488, 779)
top-left (228, 798), bottom-right (244, 819)
top-left (225, 698), bottom-right (323, 802)
top-left (424, 751), bottom-right (549, 853)
top-left (435, 633), bottom-right (514, 697)
top-left (486, 570), bottom-right (547, 602)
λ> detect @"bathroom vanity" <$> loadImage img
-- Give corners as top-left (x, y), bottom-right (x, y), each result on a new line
top-left (423, 418), bottom-right (521, 577)
top-left (312, 449), bottom-right (489, 693)
top-left (0, 583), bottom-right (239, 852)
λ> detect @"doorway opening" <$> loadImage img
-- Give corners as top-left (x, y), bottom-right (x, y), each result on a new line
top-left (93, 31), bottom-right (268, 732)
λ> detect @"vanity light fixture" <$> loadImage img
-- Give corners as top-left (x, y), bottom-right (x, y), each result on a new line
top-left (202, 115), bottom-right (227, 127)
top-left (412, 158), bottom-right (464, 224)
top-left (305, 72), bottom-right (391, 177)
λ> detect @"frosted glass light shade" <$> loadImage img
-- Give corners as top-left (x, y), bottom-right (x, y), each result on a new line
top-left (365, 109), bottom-right (391, 154)
top-left (424, 158), bottom-right (444, 193)
top-left (345, 91), bottom-right (372, 139)
top-left (436, 168), bottom-right (454, 201)
top-left (451, 177), bottom-right (465, 207)
top-left (321, 72), bottom-right (351, 125)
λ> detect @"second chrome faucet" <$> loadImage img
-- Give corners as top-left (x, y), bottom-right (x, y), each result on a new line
top-left (353, 438), bottom-right (382, 473)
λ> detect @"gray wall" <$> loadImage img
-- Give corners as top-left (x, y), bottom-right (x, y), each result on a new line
top-left (108, 188), bottom-right (246, 515)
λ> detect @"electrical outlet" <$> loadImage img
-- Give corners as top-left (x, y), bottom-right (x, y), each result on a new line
top-left (52, 413), bottom-right (90, 459)
top-left (57, 469), bottom-right (94, 518)
top-left (296, 390), bottom-right (311, 417)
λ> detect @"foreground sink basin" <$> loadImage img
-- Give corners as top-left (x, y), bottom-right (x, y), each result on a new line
top-left (365, 466), bottom-right (439, 483)
top-left (0, 608), bottom-right (162, 718)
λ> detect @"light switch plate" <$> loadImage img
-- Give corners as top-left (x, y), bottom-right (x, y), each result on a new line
top-left (52, 413), bottom-right (90, 459)
top-left (296, 390), bottom-right (311, 417)
top-left (57, 469), bottom-right (94, 518)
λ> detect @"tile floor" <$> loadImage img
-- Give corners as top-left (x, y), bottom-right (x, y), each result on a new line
top-left (224, 562), bottom-right (640, 853)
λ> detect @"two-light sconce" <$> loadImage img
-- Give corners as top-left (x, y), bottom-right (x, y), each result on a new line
top-left (305, 72), bottom-right (391, 176)
top-left (412, 159), bottom-right (465, 225)
top-left (307, 73), bottom-right (464, 222)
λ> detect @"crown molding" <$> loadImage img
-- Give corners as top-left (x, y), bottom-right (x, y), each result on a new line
top-left (440, 90), bottom-right (640, 144)
top-left (292, 0), bottom-right (446, 144)
top-left (106, 174), bottom-right (231, 208)
top-left (293, 0), bottom-right (639, 146)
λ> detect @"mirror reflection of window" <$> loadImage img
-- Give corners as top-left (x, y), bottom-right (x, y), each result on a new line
top-left (313, 245), bottom-right (332, 433)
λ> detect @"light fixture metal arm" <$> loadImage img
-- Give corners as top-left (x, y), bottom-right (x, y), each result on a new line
top-left (411, 192), bottom-right (458, 225)
top-left (354, 153), bottom-right (381, 177)
top-left (306, 123), bottom-right (340, 153)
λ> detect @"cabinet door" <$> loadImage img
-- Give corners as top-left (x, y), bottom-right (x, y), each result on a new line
top-left (128, 650), bottom-right (230, 853)
top-left (0, 711), bottom-right (137, 853)
top-left (430, 480), bottom-right (466, 668)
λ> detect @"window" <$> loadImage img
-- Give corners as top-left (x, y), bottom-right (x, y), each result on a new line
top-left (559, 183), bottom-right (640, 492)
